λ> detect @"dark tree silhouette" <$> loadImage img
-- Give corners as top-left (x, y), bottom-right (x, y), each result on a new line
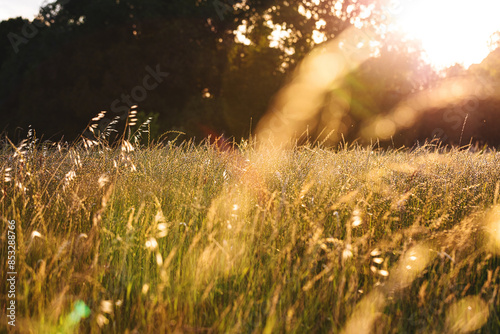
top-left (1, 0), bottom-right (499, 147)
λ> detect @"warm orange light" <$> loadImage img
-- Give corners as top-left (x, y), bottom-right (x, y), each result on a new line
top-left (394, 0), bottom-right (500, 69)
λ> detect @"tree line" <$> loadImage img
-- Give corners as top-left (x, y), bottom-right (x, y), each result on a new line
top-left (1, 0), bottom-right (499, 147)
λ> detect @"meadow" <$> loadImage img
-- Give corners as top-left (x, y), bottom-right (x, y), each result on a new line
top-left (1, 133), bottom-right (500, 333)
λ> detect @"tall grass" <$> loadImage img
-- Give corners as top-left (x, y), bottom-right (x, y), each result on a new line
top-left (1, 134), bottom-right (500, 333)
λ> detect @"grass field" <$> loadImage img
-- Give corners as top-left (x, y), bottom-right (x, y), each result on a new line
top-left (1, 136), bottom-right (500, 333)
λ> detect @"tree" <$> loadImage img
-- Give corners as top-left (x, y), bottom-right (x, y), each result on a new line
top-left (0, 0), bottom-right (422, 143)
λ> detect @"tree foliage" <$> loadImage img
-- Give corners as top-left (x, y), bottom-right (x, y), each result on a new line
top-left (1, 0), bottom-right (499, 146)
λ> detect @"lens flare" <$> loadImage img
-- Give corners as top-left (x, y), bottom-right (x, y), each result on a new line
top-left (446, 296), bottom-right (489, 333)
top-left (485, 205), bottom-right (500, 254)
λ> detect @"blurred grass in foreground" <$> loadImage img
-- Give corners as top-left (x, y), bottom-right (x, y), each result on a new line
top-left (1, 137), bottom-right (500, 333)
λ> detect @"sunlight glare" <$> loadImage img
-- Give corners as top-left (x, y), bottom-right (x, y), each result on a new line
top-left (394, 0), bottom-right (500, 68)
top-left (446, 296), bottom-right (489, 332)
top-left (486, 205), bottom-right (500, 255)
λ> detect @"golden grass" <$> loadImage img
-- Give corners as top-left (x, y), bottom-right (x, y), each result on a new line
top-left (1, 137), bottom-right (500, 333)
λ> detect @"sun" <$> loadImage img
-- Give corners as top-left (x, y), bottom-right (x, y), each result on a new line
top-left (393, 0), bottom-right (500, 69)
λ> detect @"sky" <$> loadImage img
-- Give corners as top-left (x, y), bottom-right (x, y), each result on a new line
top-left (395, 0), bottom-right (500, 69)
top-left (0, 0), bottom-right (44, 21)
